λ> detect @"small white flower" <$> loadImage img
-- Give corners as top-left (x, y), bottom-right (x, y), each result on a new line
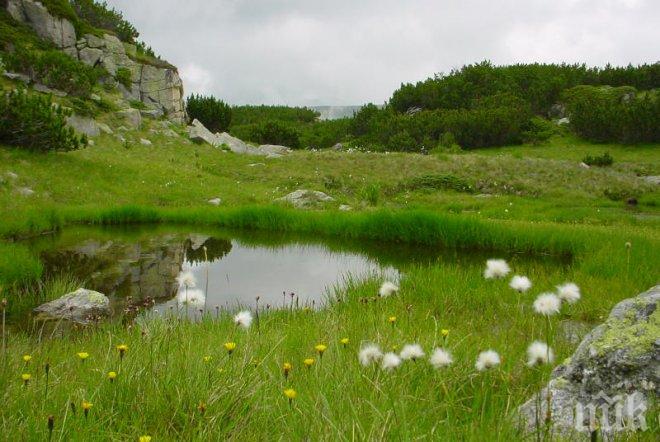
top-left (475, 350), bottom-right (501, 371)
top-left (533, 293), bottom-right (561, 316)
top-left (400, 344), bottom-right (425, 361)
top-left (381, 352), bottom-right (402, 371)
top-left (176, 288), bottom-right (205, 307)
top-left (429, 348), bottom-right (453, 369)
top-left (359, 344), bottom-right (383, 366)
top-left (176, 271), bottom-right (197, 288)
top-left (509, 275), bottom-right (532, 293)
top-left (379, 281), bottom-right (399, 297)
top-left (233, 310), bottom-right (253, 329)
top-left (556, 283), bottom-right (581, 304)
top-left (526, 341), bottom-right (555, 366)
top-left (484, 259), bottom-right (510, 279)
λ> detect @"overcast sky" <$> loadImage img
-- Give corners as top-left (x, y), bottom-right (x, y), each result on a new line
top-left (105, 0), bottom-right (659, 106)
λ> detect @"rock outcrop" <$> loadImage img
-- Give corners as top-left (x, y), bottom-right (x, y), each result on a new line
top-left (33, 288), bottom-right (111, 324)
top-left (277, 190), bottom-right (335, 208)
top-left (187, 120), bottom-right (292, 156)
top-left (5, 0), bottom-right (185, 123)
top-left (518, 285), bottom-right (659, 439)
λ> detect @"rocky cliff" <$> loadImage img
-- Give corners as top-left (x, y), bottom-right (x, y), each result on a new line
top-left (5, 0), bottom-right (186, 122)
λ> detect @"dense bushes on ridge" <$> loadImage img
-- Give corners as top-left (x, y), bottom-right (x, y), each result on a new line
top-left (562, 86), bottom-right (659, 143)
top-left (0, 89), bottom-right (87, 152)
top-left (186, 94), bottom-right (232, 133)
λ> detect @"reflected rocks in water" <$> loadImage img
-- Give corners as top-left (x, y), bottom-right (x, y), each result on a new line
top-left (185, 235), bottom-right (232, 264)
top-left (40, 234), bottom-right (232, 305)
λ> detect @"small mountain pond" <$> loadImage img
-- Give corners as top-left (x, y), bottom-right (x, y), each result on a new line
top-left (17, 225), bottom-right (570, 324)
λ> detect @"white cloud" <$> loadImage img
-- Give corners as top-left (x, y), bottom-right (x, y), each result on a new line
top-left (179, 63), bottom-right (213, 95)
top-left (105, 0), bottom-right (660, 105)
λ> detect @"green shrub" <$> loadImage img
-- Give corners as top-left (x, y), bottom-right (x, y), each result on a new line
top-left (583, 152), bottom-right (614, 167)
top-left (562, 86), bottom-right (659, 143)
top-left (0, 89), bottom-right (87, 152)
top-left (231, 105), bottom-right (318, 125)
top-left (69, 0), bottom-right (139, 43)
top-left (522, 116), bottom-right (559, 144)
top-left (116, 67), bottom-right (132, 89)
top-left (186, 94), bottom-right (232, 133)
top-left (299, 118), bottom-right (351, 149)
top-left (232, 120), bottom-right (301, 149)
top-left (3, 46), bottom-right (103, 97)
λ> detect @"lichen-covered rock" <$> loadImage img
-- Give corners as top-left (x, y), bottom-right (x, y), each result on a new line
top-left (518, 285), bottom-right (659, 439)
top-left (276, 190), bottom-right (335, 208)
top-left (33, 288), bottom-right (110, 324)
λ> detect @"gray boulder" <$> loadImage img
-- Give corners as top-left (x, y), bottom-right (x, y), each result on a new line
top-left (257, 144), bottom-right (291, 156)
top-left (16, 187), bottom-right (34, 196)
top-left (140, 138), bottom-right (152, 146)
top-left (33, 288), bottom-right (110, 324)
top-left (33, 83), bottom-right (67, 97)
top-left (277, 190), bottom-right (334, 208)
top-left (208, 198), bottom-right (222, 206)
top-left (518, 285), bottom-right (659, 439)
top-left (3, 71), bottom-right (31, 83)
top-left (7, 0), bottom-right (76, 50)
top-left (216, 131), bottom-right (252, 153)
top-left (642, 176), bottom-right (660, 186)
top-left (66, 115), bottom-right (100, 137)
top-left (117, 108), bottom-right (142, 129)
top-left (188, 119), bottom-right (221, 146)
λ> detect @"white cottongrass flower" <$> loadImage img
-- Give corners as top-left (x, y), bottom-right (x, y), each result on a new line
top-left (176, 288), bottom-right (205, 307)
top-left (526, 341), bottom-right (555, 366)
top-left (429, 348), bottom-right (453, 369)
top-left (475, 350), bottom-right (501, 371)
top-left (509, 275), bottom-right (532, 293)
top-left (533, 293), bottom-right (561, 316)
top-left (381, 352), bottom-right (402, 371)
top-left (359, 344), bottom-right (383, 366)
top-left (233, 310), bottom-right (253, 329)
top-left (484, 259), bottom-right (511, 279)
top-left (400, 344), bottom-right (425, 361)
top-left (176, 271), bottom-right (197, 288)
top-left (556, 282), bottom-right (581, 304)
top-left (379, 281), bottom-right (399, 297)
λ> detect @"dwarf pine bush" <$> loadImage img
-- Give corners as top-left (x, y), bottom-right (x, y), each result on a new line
top-left (186, 94), bottom-right (232, 132)
top-left (0, 89), bottom-right (87, 152)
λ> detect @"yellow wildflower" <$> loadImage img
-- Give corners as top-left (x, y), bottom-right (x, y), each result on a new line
top-left (315, 344), bottom-right (327, 356)
top-left (22, 355), bottom-right (32, 363)
top-left (108, 371), bottom-right (117, 382)
top-left (82, 401), bottom-right (92, 418)
top-left (388, 316), bottom-right (397, 324)
top-left (284, 388), bottom-right (297, 400)
top-left (77, 352), bottom-right (89, 362)
top-left (21, 373), bottom-right (31, 385)
top-left (340, 338), bottom-right (349, 347)
top-left (139, 437), bottom-right (152, 442)
top-left (303, 358), bottom-right (315, 368)
top-left (441, 329), bottom-right (450, 338)
top-left (203, 356), bottom-right (212, 363)
top-left (224, 342), bottom-right (237, 354)
top-left (117, 344), bottom-right (128, 359)
top-left (283, 362), bottom-right (292, 379)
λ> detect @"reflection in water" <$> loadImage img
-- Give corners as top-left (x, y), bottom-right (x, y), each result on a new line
top-left (34, 227), bottom-right (400, 317)
top-left (169, 242), bottom-right (398, 313)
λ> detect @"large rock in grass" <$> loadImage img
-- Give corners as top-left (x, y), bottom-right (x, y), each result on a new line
top-left (276, 189), bottom-right (334, 208)
top-left (518, 285), bottom-right (659, 439)
top-left (33, 288), bottom-right (110, 324)
top-left (7, 0), bottom-right (76, 51)
top-left (66, 115), bottom-right (100, 137)
top-left (188, 119), bottom-right (221, 146)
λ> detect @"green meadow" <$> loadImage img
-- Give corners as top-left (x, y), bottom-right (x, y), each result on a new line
top-left (0, 122), bottom-right (659, 440)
